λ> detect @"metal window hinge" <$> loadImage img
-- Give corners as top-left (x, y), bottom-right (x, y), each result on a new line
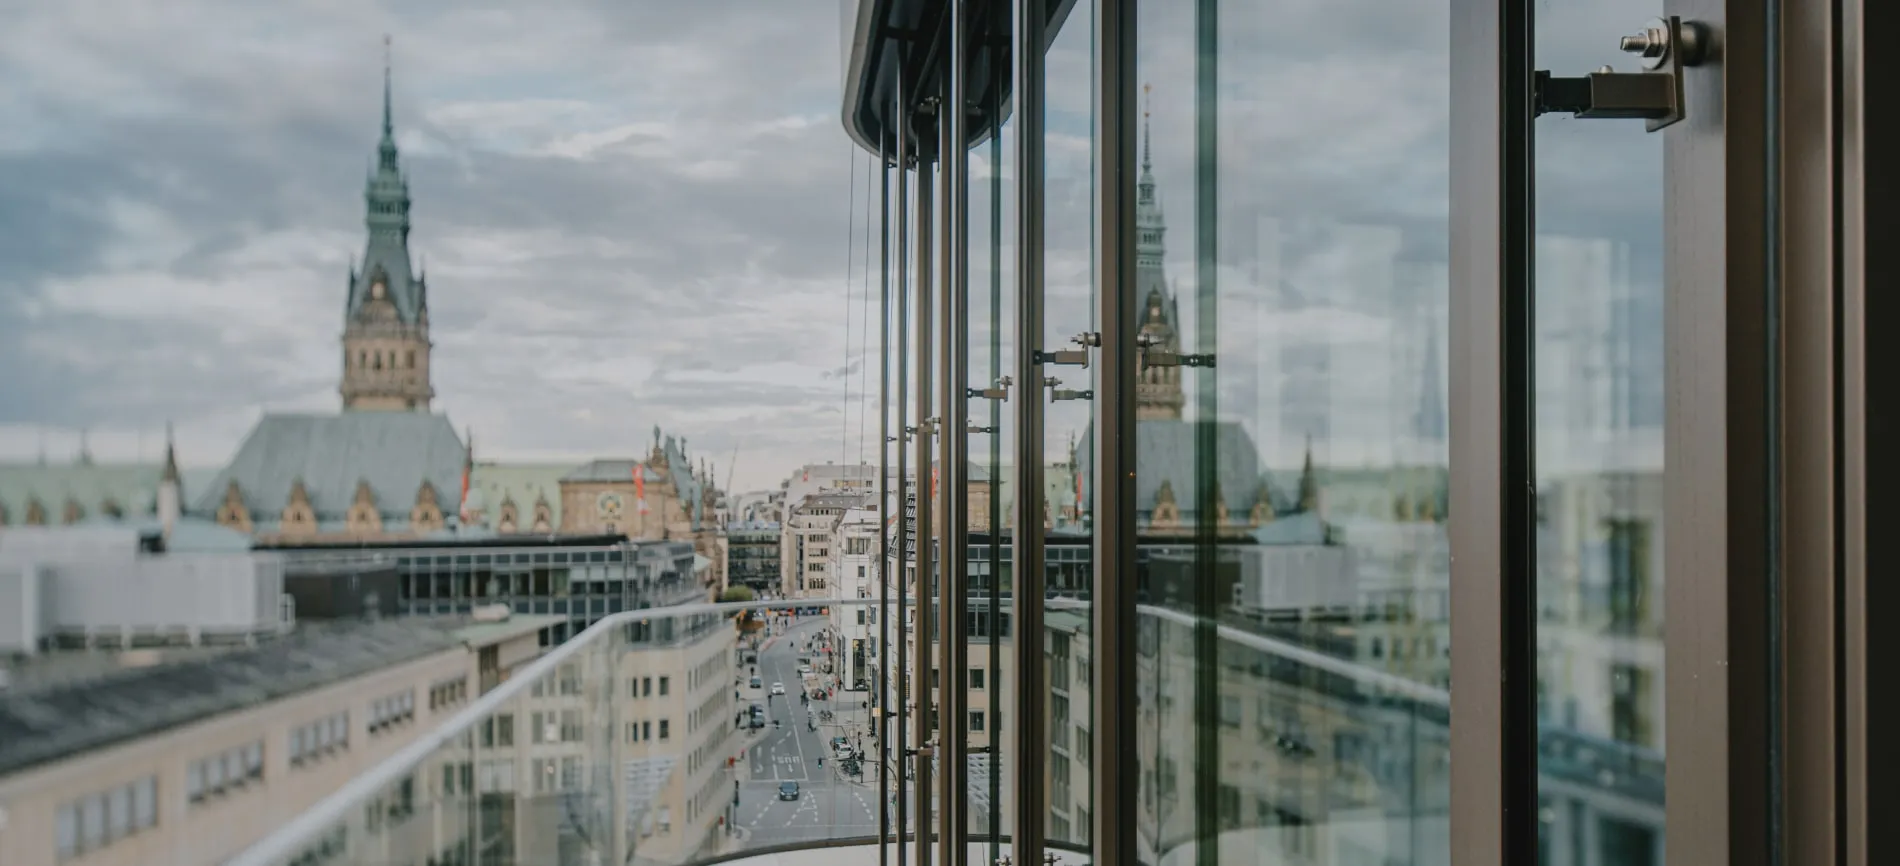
top-left (1034, 332), bottom-right (1098, 367)
top-left (1045, 377), bottom-right (1093, 402)
top-left (967, 376), bottom-right (1012, 401)
top-left (968, 424), bottom-right (997, 434)
top-left (1534, 16), bottom-right (1706, 132)
top-left (1139, 347), bottom-right (1217, 368)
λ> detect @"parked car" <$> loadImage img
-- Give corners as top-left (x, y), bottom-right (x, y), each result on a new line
top-left (778, 781), bottom-right (800, 801)
top-left (750, 676), bottom-right (762, 689)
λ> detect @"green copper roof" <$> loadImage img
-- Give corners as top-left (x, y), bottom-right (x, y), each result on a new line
top-left (192, 412), bottom-right (466, 527)
top-left (0, 463), bottom-right (165, 523)
top-left (467, 462), bottom-right (577, 529)
top-left (345, 45), bottom-right (425, 326)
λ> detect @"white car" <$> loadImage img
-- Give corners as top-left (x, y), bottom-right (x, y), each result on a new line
top-left (797, 665), bottom-right (812, 676)
top-left (770, 682), bottom-right (786, 695)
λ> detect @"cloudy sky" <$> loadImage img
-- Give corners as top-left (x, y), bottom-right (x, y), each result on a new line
top-left (0, 0), bottom-right (882, 491)
top-left (0, 0), bottom-right (1664, 491)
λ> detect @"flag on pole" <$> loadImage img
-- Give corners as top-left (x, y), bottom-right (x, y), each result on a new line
top-left (458, 465), bottom-right (471, 523)
top-left (635, 466), bottom-right (649, 515)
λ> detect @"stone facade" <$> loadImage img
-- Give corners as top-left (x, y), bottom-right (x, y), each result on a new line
top-left (551, 431), bottom-right (727, 588)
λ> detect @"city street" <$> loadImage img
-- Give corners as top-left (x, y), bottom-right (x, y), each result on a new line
top-left (733, 613), bottom-right (881, 846)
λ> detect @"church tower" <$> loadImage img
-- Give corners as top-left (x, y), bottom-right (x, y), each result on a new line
top-left (341, 38), bottom-right (434, 412)
top-left (1134, 91), bottom-right (1185, 421)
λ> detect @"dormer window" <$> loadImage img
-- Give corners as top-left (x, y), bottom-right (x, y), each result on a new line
top-left (371, 281), bottom-right (386, 299)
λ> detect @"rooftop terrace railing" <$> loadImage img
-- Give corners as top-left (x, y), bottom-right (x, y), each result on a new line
top-left (231, 595), bottom-right (1659, 866)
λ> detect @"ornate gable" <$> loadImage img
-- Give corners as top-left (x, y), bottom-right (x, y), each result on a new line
top-left (280, 478), bottom-right (317, 537)
top-left (62, 498), bottom-right (84, 525)
top-left (347, 480), bottom-right (383, 534)
top-left (1151, 479), bottom-right (1181, 528)
top-left (1249, 481), bottom-right (1276, 527)
top-left (531, 492), bottom-right (553, 533)
top-left (411, 481), bottom-right (444, 533)
top-left (216, 481), bottom-right (253, 534)
top-left (24, 496), bottom-right (46, 526)
top-left (497, 493), bottom-right (519, 533)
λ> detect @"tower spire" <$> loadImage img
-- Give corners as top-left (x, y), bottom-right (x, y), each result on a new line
top-left (1142, 83), bottom-right (1153, 172)
top-left (382, 35), bottom-right (394, 140)
top-left (162, 421), bottom-right (181, 484)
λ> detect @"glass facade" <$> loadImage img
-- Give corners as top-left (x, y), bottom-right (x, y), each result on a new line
top-left (225, 2), bottom-right (1881, 866)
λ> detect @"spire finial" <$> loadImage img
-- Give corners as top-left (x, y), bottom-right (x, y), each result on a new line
top-left (382, 35), bottom-right (394, 138)
top-left (1142, 83), bottom-right (1153, 171)
top-left (162, 421), bottom-right (181, 483)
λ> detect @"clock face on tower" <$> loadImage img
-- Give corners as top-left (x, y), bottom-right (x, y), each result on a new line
top-left (596, 492), bottom-right (625, 520)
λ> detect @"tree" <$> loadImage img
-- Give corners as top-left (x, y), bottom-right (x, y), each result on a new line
top-left (720, 586), bottom-right (757, 603)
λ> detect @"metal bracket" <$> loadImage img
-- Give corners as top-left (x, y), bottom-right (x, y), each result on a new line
top-left (967, 376), bottom-right (1012, 401)
top-left (968, 424), bottom-right (997, 434)
top-left (1045, 377), bottom-right (1093, 402)
top-left (1140, 350), bottom-right (1216, 368)
top-left (1533, 16), bottom-right (1706, 132)
top-left (1034, 332), bottom-right (1098, 367)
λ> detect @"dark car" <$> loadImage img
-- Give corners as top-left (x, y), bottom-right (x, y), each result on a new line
top-left (778, 781), bottom-right (800, 801)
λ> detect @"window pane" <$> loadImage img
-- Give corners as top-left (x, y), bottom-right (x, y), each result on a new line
top-left (1129, 0), bottom-right (1453, 862)
top-left (1534, 1), bottom-right (1668, 862)
top-left (134, 778), bottom-right (156, 828)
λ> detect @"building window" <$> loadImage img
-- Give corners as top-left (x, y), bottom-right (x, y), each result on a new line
top-left (971, 711), bottom-right (985, 732)
top-left (482, 714), bottom-right (515, 748)
top-left (371, 689), bottom-right (416, 733)
top-left (292, 712), bottom-right (349, 766)
top-left (55, 775), bottom-right (157, 861)
top-left (659, 676), bottom-right (670, 696)
top-left (970, 668), bottom-right (985, 690)
top-left (658, 719), bottom-right (670, 741)
top-left (188, 740), bottom-right (265, 805)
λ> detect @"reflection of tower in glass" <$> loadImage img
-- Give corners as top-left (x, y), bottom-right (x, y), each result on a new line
top-left (1133, 107), bottom-right (1185, 421)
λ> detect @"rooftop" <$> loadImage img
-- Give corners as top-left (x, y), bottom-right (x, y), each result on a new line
top-left (0, 613), bottom-right (561, 779)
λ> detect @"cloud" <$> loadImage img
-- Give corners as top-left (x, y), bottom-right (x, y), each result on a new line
top-left (0, 0), bottom-right (872, 491)
top-left (0, 0), bottom-right (1666, 493)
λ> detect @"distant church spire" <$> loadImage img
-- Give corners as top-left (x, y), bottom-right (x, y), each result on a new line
top-left (341, 35), bottom-right (434, 413)
top-left (162, 421), bottom-right (181, 484)
top-left (382, 35), bottom-right (394, 140)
